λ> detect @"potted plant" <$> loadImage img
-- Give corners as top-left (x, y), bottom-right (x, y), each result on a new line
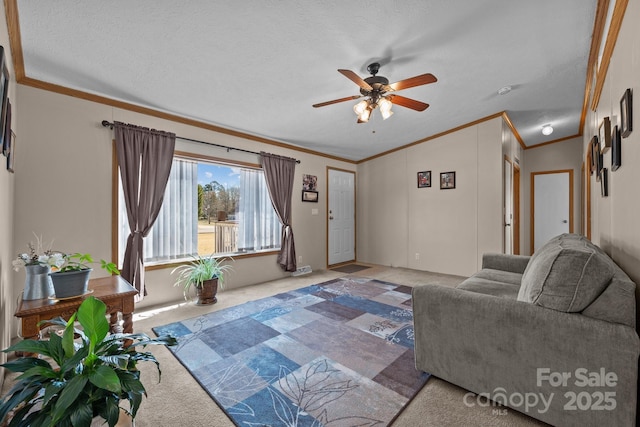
top-left (171, 255), bottom-right (233, 305)
top-left (48, 253), bottom-right (120, 299)
top-left (0, 296), bottom-right (176, 427)
top-left (12, 235), bottom-right (61, 300)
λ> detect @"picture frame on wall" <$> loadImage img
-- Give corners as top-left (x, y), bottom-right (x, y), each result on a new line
top-left (3, 99), bottom-right (10, 169)
top-left (599, 117), bottom-right (611, 153)
top-left (6, 131), bottom-right (14, 173)
top-left (590, 135), bottom-right (599, 174)
top-left (620, 88), bottom-right (632, 138)
top-left (301, 190), bottom-right (318, 202)
top-left (302, 174), bottom-right (317, 191)
top-left (596, 141), bottom-right (603, 182)
top-left (611, 125), bottom-right (621, 171)
top-left (440, 171), bottom-right (456, 189)
top-left (600, 168), bottom-right (608, 197)
top-left (417, 171), bottom-right (431, 188)
top-left (0, 48), bottom-right (7, 156)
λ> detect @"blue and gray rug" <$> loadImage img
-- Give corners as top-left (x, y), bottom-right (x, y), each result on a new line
top-left (153, 276), bottom-right (430, 426)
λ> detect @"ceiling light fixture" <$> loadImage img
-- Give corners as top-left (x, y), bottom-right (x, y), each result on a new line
top-left (542, 124), bottom-right (554, 136)
top-left (354, 96), bottom-right (394, 122)
top-left (378, 97), bottom-right (394, 120)
top-left (497, 86), bottom-right (512, 95)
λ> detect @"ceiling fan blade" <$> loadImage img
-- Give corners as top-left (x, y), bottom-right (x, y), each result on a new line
top-left (389, 95), bottom-right (430, 111)
top-left (388, 73), bottom-right (437, 91)
top-left (312, 95), bottom-right (361, 108)
top-left (338, 69), bottom-right (373, 91)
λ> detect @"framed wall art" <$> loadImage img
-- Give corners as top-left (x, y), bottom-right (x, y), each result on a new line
top-left (611, 125), bottom-right (621, 171)
top-left (589, 135), bottom-right (599, 174)
top-left (6, 130), bottom-right (14, 172)
top-left (620, 88), bottom-right (632, 138)
top-left (302, 174), bottom-right (317, 191)
top-left (417, 171), bottom-right (431, 188)
top-left (301, 190), bottom-right (318, 202)
top-left (3, 99), bottom-right (10, 169)
top-left (440, 171), bottom-right (456, 189)
top-left (0, 52), bottom-right (8, 156)
top-left (596, 148), bottom-right (603, 182)
top-left (599, 117), bottom-right (611, 153)
top-left (600, 168), bottom-right (608, 197)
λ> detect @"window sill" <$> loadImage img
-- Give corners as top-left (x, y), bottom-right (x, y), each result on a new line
top-left (143, 249), bottom-right (280, 271)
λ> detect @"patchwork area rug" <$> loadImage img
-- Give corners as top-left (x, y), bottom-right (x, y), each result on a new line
top-left (153, 276), bottom-right (430, 426)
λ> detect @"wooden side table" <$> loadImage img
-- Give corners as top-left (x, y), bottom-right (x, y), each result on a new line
top-left (15, 275), bottom-right (138, 341)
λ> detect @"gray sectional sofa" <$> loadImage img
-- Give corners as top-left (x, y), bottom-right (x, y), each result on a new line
top-left (412, 233), bottom-right (639, 427)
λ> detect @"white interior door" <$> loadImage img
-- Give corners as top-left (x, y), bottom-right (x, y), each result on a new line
top-left (328, 169), bottom-right (355, 265)
top-left (532, 171), bottom-right (572, 252)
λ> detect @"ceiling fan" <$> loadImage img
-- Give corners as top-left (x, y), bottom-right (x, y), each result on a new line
top-left (313, 62), bottom-right (437, 123)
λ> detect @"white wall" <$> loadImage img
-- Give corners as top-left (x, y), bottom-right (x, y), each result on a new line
top-left (585, 0), bottom-right (640, 287)
top-left (0, 2), bottom-right (18, 389)
top-left (357, 117), bottom-right (503, 277)
top-left (521, 137), bottom-right (583, 255)
top-left (11, 85), bottom-right (355, 327)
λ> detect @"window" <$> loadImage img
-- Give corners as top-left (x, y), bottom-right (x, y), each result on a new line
top-left (117, 153), bottom-right (281, 265)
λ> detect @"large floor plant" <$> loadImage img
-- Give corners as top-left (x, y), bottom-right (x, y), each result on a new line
top-left (0, 296), bottom-right (176, 427)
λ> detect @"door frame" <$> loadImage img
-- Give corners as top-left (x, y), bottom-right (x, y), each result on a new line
top-left (504, 155), bottom-right (513, 254)
top-left (513, 163), bottom-right (521, 254)
top-left (326, 167), bottom-right (356, 268)
top-left (530, 169), bottom-right (574, 254)
top-left (503, 156), bottom-right (521, 254)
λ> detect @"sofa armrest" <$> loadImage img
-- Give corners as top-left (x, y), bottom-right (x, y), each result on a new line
top-left (412, 283), bottom-right (639, 427)
top-left (481, 253), bottom-right (531, 274)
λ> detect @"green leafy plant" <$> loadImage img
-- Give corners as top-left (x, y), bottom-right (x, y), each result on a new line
top-left (0, 296), bottom-right (176, 427)
top-left (52, 253), bottom-right (120, 275)
top-left (171, 255), bottom-right (233, 300)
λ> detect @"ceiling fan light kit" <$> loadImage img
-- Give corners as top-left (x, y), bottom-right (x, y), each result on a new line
top-left (313, 62), bottom-right (436, 123)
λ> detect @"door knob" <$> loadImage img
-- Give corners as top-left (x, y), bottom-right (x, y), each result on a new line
top-left (329, 216), bottom-right (334, 220)
top-left (562, 220), bottom-right (568, 223)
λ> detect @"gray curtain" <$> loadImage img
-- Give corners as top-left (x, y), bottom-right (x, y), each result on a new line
top-left (115, 122), bottom-right (175, 300)
top-left (260, 152), bottom-right (297, 272)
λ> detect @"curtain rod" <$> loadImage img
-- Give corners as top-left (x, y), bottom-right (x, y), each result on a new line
top-left (101, 120), bottom-right (300, 163)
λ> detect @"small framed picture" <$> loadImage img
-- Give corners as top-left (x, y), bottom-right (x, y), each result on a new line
top-left (0, 62), bottom-right (8, 156)
top-left (600, 168), bottom-right (608, 197)
top-left (417, 171), bottom-right (431, 188)
top-left (301, 190), bottom-right (318, 202)
top-left (611, 125), bottom-right (621, 171)
top-left (596, 147), bottom-right (603, 182)
top-left (620, 88), bottom-right (632, 138)
top-left (302, 174), bottom-right (317, 191)
top-left (6, 130), bottom-right (14, 172)
top-left (590, 136), bottom-right (599, 174)
top-left (599, 117), bottom-right (611, 153)
top-left (440, 171), bottom-right (456, 189)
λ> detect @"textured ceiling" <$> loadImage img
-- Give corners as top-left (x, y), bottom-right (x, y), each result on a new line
top-left (16, 0), bottom-right (597, 161)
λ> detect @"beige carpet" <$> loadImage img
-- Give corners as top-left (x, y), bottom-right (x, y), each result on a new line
top-left (2, 265), bottom-right (547, 426)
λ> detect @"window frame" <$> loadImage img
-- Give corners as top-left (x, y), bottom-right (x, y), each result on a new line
top-left (111, 146), bottom-right (280, 270)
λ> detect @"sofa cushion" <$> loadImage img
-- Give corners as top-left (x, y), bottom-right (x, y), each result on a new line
top-left (517, 236), bottom-right (614, 312)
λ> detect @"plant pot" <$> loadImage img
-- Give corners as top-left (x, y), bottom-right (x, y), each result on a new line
top-left (195, 278), bottom-right (218, 305)
top-left (23, 264), bottom-right (55, 300)
top-left (49, 269), bottom-right (92, 298)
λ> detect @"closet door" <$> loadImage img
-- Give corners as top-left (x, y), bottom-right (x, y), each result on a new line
top-left (532, 170), bottom-right (573, 252)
